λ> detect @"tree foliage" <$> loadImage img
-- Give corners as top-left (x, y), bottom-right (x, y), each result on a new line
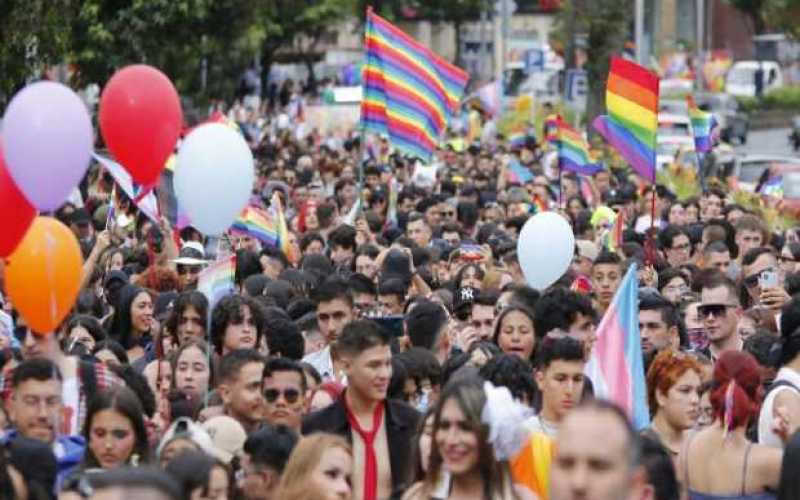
top-left (0, 0), bottom-right (74, 103)
top-left (0, 0), bottom-right (360, 104)
top-left (552, 0), bottom-right (631, 128)
top-left (723, 0), bottom-right (769, 34)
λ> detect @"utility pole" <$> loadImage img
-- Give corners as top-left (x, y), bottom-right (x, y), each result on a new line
top-left (635, 0), bottom-right (645, 65)
top-left (696, 0), bottom-right (705, 90)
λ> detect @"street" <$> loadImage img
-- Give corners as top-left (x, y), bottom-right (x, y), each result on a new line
top-left (736, 127), bottom-right (800, 158)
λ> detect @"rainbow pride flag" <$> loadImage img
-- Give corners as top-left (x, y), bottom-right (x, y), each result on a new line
top-left (197, 255), bottom-right (236, 308)
top-left (593, 57), bottom-right (659, 183)
top-left (361, 8), bottom-right (468, 161)
top-left (231, 206), bottom-right (279, 247)
top-left (544, 114), bottom-right (560, 146)
top-left (557, 119), bottom-right (602, 175)
top-left (603, 210), bottom-right (626, 252)
top-left (584, 264), bottom-right (649, 430)
top-left (270, 193), bottom-right (299, 265)
top-left (508, 127), bottom-right (527, 149)
top-left (686, 95), bottom-right (717, 153)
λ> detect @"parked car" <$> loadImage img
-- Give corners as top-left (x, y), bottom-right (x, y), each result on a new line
top-left (694, 92), bottom-right (749, 145)
top-left (730, 154), bottom-right (800, 191)
top-left (725, 60), bottom-right (783, 98)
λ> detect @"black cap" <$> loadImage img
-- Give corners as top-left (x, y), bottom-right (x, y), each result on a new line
top-left (71, 208), bottom-right (91, 226)
top-left (104, 270), bottom-right (129, 287)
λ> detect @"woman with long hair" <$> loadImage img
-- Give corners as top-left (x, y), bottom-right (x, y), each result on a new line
top-left (274, 432), bottom-right (353, 500)
top-left (165, 450), bottom-right (230, 500)
top-left (81, 386), bottom-right (150, 470)
top-left (678, 351), bottom-right (782, 499)
top-left (644, 350), bottom-right (702, 462)
top-left (403, 377), bottom-right (533, 500)
top-left (492, 306), bottom-right (536, 363)
top-left (109, 284), bottom-right (154, 364)
top-left (171, 338), bottom-right (213, 401)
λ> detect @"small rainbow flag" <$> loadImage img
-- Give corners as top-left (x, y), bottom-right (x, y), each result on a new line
top-left (686, 95), bottom-right (717, 153)
top-left (544, 114), bottom-right (560, 146)
top-left (593, 57), bottom-right (659, 183)
top-left (361, 7), bottom-right (469, 161)
top-left (532, 194), bottom-right (548, 213)
top-left (197, 255), bottom-right (236, 308)
top-left (556, 119), bottom-right (602, 176)
top-left (231, 206), bottom-right (279, 247)
top-left (270, 193), bottom-right (299, 265)
top-left (603, 210), bottom-right (626, 252)
top-left (508, 127), bottom-right (527, 149)
top-left (584, 264), bottom-right (650, 430)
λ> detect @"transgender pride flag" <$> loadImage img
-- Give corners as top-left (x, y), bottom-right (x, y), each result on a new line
top-left (584, 263), bottom-right (650, 430)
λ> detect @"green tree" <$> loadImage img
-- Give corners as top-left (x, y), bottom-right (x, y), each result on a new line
top-left (422, 0), bottom-right (489, 65)
top-left (764, 0), bottom-right (800, 40)
top-left (0, 0), bottom-right (74, 103)
top-left (69, 0), bottom-right (261, 100)
top-left (552, 0), bottom-right (631, 129)
top-left (257, 0), bottom-right (357, 93)
top-left (724, 0), bottom-right (768, 34)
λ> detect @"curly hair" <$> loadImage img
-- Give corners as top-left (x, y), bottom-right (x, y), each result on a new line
top-left (210, 295), bottom-right (265, 355)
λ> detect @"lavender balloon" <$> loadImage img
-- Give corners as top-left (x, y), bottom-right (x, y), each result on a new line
top-left (1, 82), bottom-right (93, 211)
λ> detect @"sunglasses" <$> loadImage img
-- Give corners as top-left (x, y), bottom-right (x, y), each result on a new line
top-left (697, 303), bottom-right (735, 318)
top-left (177, 265), bottom-right (202, 276)
top-left (743, 268), bottom-right (776, 289)
top-left (264, 388), bottom-right (301, 404)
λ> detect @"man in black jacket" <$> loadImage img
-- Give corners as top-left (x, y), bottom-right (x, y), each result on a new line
top-left (303, 319), bottom-right (419, 500)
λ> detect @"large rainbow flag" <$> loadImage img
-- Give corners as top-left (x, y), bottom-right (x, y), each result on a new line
top-left (361, 8), bottom-right (469, 161)
top-left (231, 206), bottom-right (279, 247)
top-left (593, 57), bottom-right (659, 183)
top-left (687, 95), bottom-right (717, 153)
top-left (584, 264), bottom-right (650, 430)
top-left (556, 118), bottom-right (602, 175)
top-left (197, 255), bottom-right (236, 309)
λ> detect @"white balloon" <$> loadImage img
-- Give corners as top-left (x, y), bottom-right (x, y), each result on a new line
top-left (175, 124), bottom-right (255, 236)
top-left (517, 212), bottom-right (575, 290)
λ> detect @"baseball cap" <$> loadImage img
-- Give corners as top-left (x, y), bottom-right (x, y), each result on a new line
top-left (156, 417), bottom-right (216, 459)
top-left (453, 286), bottom-right (478, 320)
top-left (173, 241), bottom-right (207, 266)
top-left (202, 416), bottom-right (247, 464)
top-left (104, 270), bottom-right (129, 288)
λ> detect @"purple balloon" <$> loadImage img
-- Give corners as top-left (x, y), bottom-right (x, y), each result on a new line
top-left (1, 82), bottom-right (93, 211)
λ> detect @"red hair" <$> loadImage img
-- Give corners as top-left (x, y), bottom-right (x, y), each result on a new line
top-left (646, 350), bottom-right (702, 415)
top-left (710, 351), bottom-right (762, 429)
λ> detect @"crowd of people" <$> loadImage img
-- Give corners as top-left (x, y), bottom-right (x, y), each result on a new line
top-left (3, 88), bottom-right (800, 500)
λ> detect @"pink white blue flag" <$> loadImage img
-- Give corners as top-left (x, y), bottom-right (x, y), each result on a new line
top-left (584, 263), bottom-right (650, 429)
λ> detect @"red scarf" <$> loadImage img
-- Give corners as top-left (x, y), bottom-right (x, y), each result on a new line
top-left (344, 398), bottom-right (385, 500)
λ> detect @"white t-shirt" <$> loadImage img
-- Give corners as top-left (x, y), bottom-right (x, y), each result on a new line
top-left (758, 366), bottom-right (800, 447)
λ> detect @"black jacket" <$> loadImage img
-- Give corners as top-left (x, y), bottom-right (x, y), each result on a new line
top-left (302, 396), bottom-right (420, 495)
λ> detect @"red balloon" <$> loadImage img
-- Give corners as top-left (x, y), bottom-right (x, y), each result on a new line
top-left (99, 65), bottom-right (182, 186)
top-left (0, 140), bottom-right (36, 258)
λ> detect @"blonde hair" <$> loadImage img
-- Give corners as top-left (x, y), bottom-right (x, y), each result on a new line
top-left (274, 433), bottom-right (352, 498)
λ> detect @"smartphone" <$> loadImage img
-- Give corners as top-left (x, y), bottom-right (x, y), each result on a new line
top-left (759, 270), bottom-right (779, 289)
top-left (371, 315), bottom-right (405, 337)
top-left (457, 244), bottom-right (484, 262)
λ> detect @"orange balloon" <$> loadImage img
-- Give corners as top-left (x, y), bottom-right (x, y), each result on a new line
top-left (6, 216), bottom-right (83, 334)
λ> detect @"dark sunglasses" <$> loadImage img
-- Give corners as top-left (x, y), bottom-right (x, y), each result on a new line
top-left (743, 268), bottom-right (776, 289)
top-left (697, 303), bottom-right (734, 318)
top-left (264, 388), bottom-right (301, 404)
top-left (177, 265), bottom-right (202, 276)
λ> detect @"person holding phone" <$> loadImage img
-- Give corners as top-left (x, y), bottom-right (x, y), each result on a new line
top-left (742, 247), bottom-right (790, 312)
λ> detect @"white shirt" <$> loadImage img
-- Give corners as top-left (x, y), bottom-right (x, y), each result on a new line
top-left (302, 346), bottom-right (347, 385)
top-left (758, 366), bottom-right (800, 447)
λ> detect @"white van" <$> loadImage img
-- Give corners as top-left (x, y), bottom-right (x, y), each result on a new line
top-left (725, 60), bottom-right (783, 98)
